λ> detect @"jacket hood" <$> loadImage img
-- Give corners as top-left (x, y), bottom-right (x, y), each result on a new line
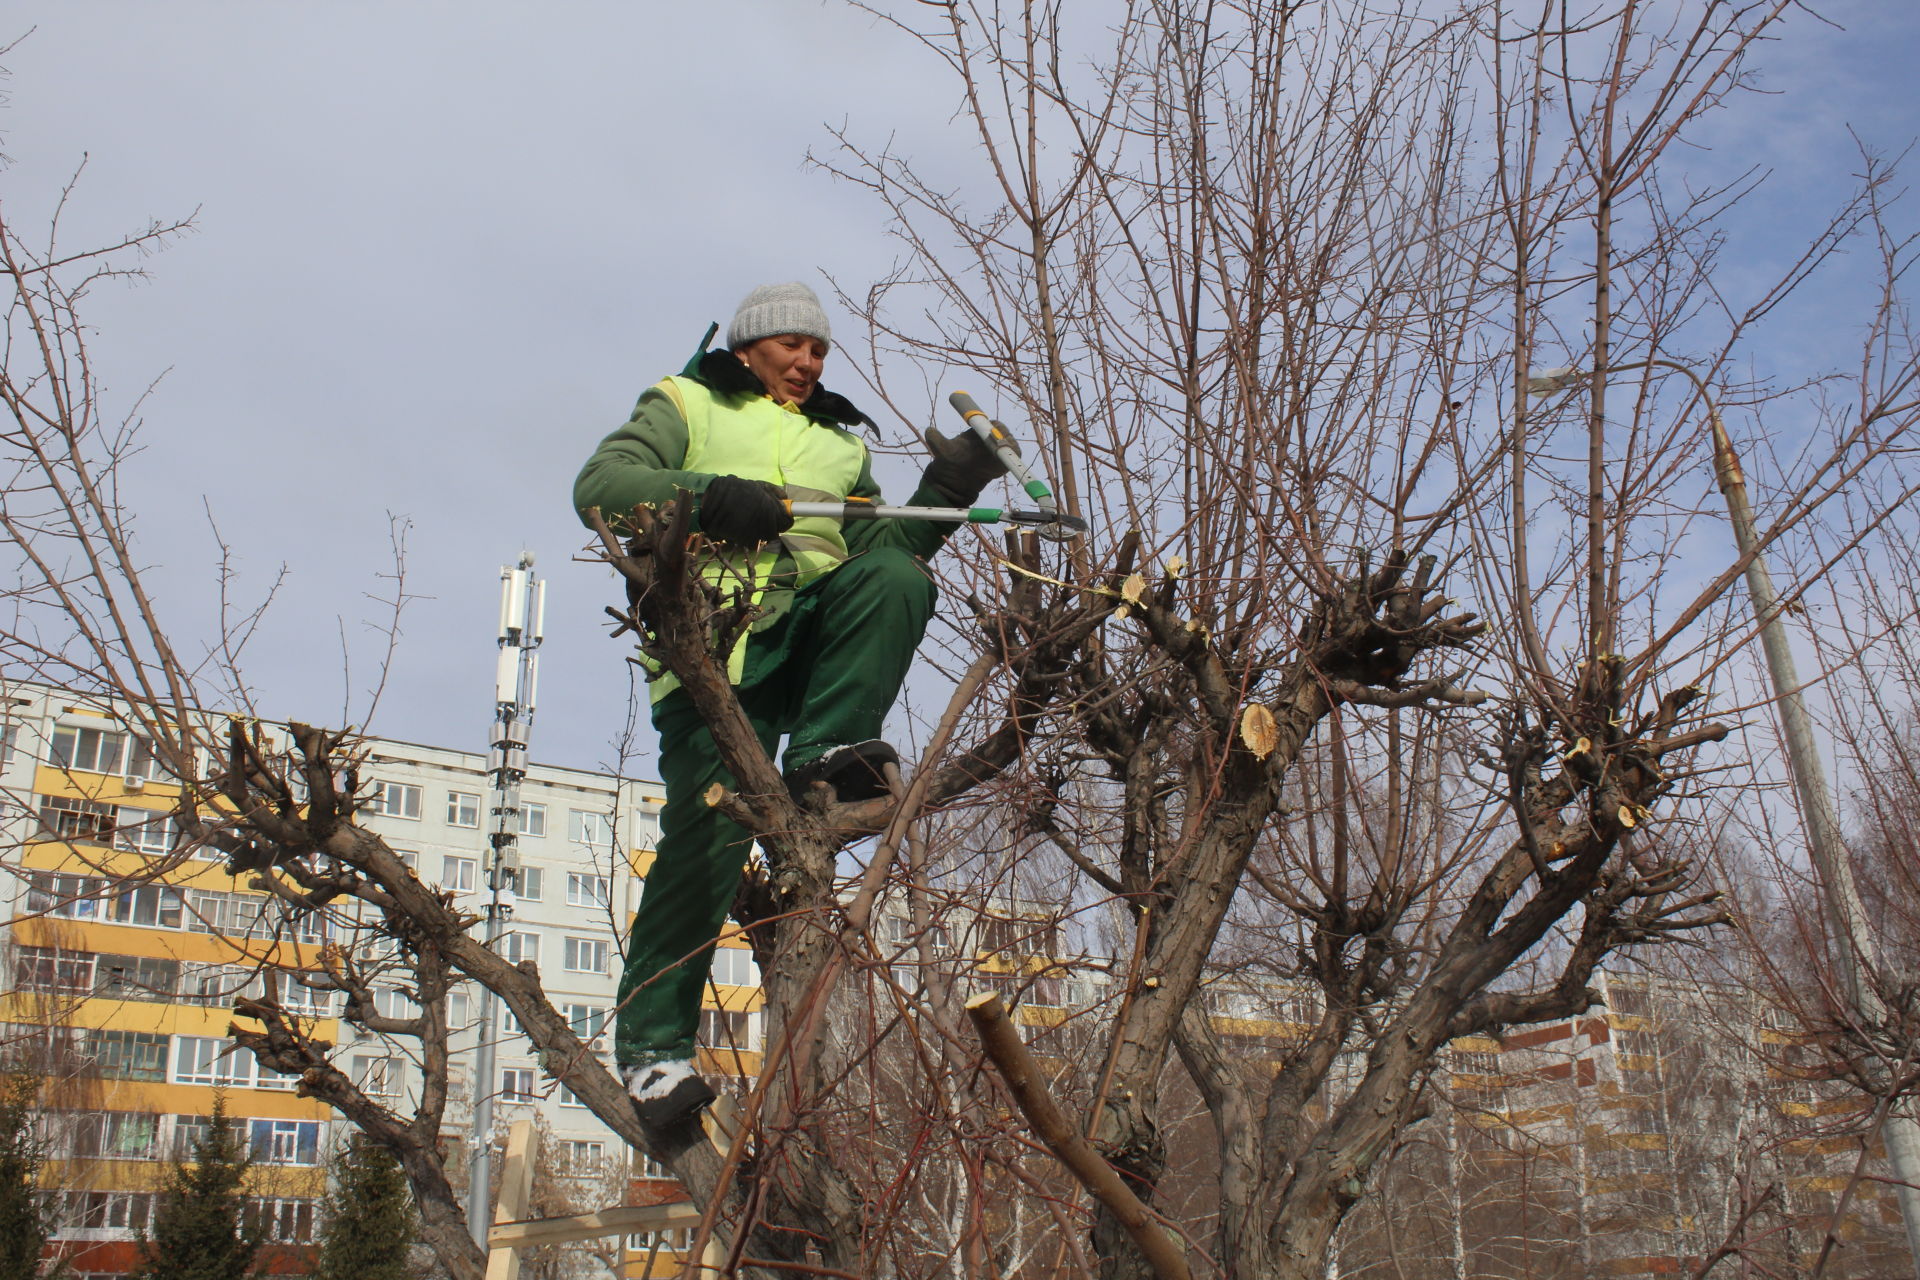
top-left (692, 349), bottom-right (871, 430)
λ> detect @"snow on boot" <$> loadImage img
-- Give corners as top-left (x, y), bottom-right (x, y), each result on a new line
top-left (623, 1060), bottom-right (716, 1133)
top-left (785, 739), bottom-right (900, 804)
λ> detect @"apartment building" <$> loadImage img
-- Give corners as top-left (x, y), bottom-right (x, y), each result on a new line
top-left (0, 679), bottom-right (764, 1277)
top-left (1331, 971), bottom-right (1913, 1278)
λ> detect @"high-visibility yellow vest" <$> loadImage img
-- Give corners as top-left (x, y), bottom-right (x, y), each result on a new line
top-left (646, 375), bottom-right (868, 699)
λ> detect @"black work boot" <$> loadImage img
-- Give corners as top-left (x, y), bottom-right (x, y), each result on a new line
top-left (624, 1060), bottom-right (716, 1136)
top-left (785, 740), bottom-right (901, 804)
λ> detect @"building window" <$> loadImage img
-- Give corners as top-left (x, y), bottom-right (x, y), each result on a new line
top-left (1451, 1049), bottom-right (1501, 1081)
top-left (563, 1004), bottom-right (608, 1044)
top-left (179, 961), bottom-right (246, 1006)
top-left (56, 1189), bottom-right (155, 1237)
top-left (109, 882), bottom-right (186, 929)
top-left (100, 953), bottom-right (182, 1000)
top-left (114, 807), bottom-right (181, 856)
top-left (25, 872), bottom-right (184, 928)
top-left (498, 932), bottom-right (539, 966)
top-left (24, 874), bottom-right (187, 931)
top-left (442, 856), bottom-right (476, 893)
top-left (568, 808), bottom-right (614, 846)
top-left (517, 802), bottom-right (547, 838)
top-left (500, 1068), bottom-right (537, 1104)
top-left (362, 780), bottom-right (422, 819)
top-left (710, 947), bottom-right (759, 988)
top-left (0, 722), bottom-right (16, 768)
top-left (352, 1054), bottom-right (397, 1097)
top-left (171, 1113), bottom-right (212, 1158)
top-left (14, 946), bottom-right (96, 995)
top-left (557, 1084), bottom-right (589, 1109)
top-left (697, 1009), bottom-right (760, 1052)
top-left (504, 865), bottom-right (543, 901)
top-left (562, 1138), bottom-right (605, 1168)
top-left (885, 917), bottom-right (952, 951)
top-left (0, 1024), bottom-right (79, 1074)
top-left (184, 887), bottom-right (324, 944)
top-left (171, 1036), bottom-right (254, 1088)
top-left (248, 1118), bottom-right (321, 1165)
top-left (628, 1228), bottom-right (695, 1251)
top-left (1013, 976), bottom-right (1062, 1010)
top-left (372, 986), bottom-right (419, 1020)
top-left (50, 724), bottom-right (155, 779)
top-left (563, 937), bottom-right (610, 974)
top-left (251, 1197), bottom-right (317, 1243)
top-left (631, 809), bottom-right (663, 848)
top-left (447, 791), bottom-right (481, 828)
top-left (566, 873), bottom-right (611, 909)
top-left (180, 888), bottom-right (268, 941)
top-left (26, 872), bottom-right (101, 920)
top-left (89, 1029), bottom-right (170, 1081)
top-left (447, 985), bottom-right (472, 1026)
top-left (277, 975), bottom-right (336, 1018)
top-left (70, 1110), bottom-right (160, 1160)
top-left (38, 794), bottom-right (119, 844)
top-left (257, 1065), bottom-right (300, 1091)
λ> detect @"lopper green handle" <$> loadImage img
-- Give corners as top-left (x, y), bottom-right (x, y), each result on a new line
top-left (786, 499), bottom-right (1086, 538)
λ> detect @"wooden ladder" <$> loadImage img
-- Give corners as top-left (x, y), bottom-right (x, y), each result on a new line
top-left (483, 1097), bottom-right (741, 1279)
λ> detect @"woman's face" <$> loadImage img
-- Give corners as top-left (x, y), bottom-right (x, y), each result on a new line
top-left (736, 333), bottom-right (828, 406)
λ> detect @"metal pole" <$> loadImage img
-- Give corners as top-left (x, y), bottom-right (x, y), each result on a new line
top-left (1708, 415), bottom-right (1920, 1273)
top-left (1530, 359), bottom-right (1920, 1269)
top-left (469, 552), bottom-right (544, 1248)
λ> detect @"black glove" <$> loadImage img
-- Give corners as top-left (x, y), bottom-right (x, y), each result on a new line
top-left (921, 424), bottom-right (1015, 505)
top-left (698, 475), bottom-right (793, 546)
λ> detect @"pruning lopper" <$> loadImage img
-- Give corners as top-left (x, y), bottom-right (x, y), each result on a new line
top-left (787, 392), bottom-right (1088, 543)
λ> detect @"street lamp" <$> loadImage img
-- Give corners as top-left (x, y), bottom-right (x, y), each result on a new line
top-left (1530, 360), bottom-right (1920, 1273)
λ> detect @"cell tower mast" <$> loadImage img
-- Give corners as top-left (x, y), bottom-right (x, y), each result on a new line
top-left (468, 552), bottom-right (544, 1247)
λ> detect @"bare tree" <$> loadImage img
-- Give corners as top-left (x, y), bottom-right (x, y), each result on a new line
top-left (786, 1), bottom-right (1920, 1275)
top-left (1717, 499), bottom-right (1920, 1277)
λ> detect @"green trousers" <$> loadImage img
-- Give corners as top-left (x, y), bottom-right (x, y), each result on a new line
top-left (615, 546), bottom-right (938, 1067)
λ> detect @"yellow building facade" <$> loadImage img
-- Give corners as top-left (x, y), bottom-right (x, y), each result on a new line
top-left (0, 682), bottom-right (756, 1278)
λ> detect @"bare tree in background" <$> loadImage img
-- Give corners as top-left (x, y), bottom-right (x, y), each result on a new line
top-left (0, 177), bottom-right (665, 1278)
top-left (1806, 508), bottom-right (1920, 1071)
top-left (6, 3), bottom-right (1920, 1279)
top-left (1712, 492), bottom-right (1920, 1276)
top-left (790, 1), bottom-right (1920, 1275)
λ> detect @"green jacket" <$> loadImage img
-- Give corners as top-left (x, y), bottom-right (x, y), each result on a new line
top-left (574, 348), bottom-right (958, 615)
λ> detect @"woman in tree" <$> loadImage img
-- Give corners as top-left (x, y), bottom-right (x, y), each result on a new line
top-left (574, 281), bottom-right (1006, 1129)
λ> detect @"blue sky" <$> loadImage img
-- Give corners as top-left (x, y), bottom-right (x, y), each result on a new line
top-left (4, 2), bottom-right (965, 775)
top-left (3, 1), bottom-right (1916, 776)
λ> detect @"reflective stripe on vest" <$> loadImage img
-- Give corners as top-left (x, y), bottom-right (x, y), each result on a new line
top-left (647, 375), bottom-right (868, 697)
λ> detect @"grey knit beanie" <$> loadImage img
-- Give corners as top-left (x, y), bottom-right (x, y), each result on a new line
top-left (726, 282), bottom-right (832, 352)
